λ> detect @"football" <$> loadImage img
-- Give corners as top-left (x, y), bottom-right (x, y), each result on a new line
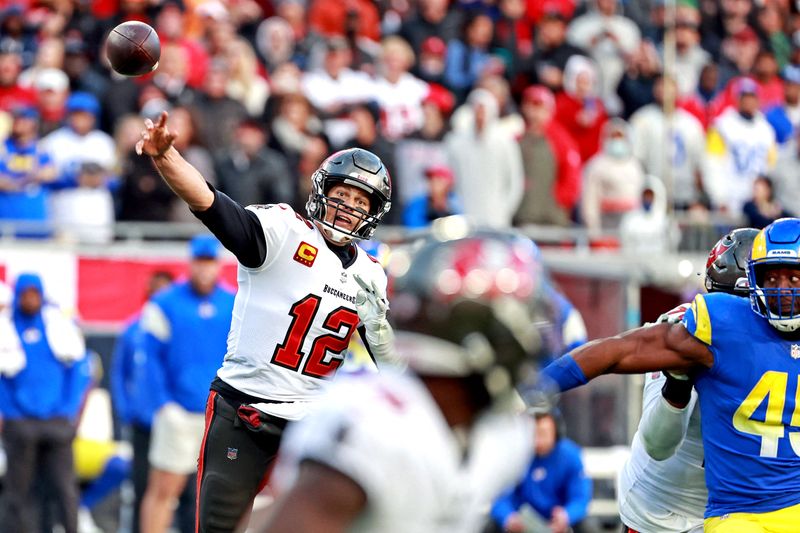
top-left (106, 21), bottom-right (161, 77)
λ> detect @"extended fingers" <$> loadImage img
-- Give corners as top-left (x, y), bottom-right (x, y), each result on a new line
top-left (157, 110), bottom-right (169, 128)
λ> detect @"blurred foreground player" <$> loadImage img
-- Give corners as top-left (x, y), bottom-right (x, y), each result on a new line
top-left (618, 228), bottom-right (757, 533)
top-left (136, 112), bottom-right (395, 532)
top-left (262, 233), bottom-right (549, 532)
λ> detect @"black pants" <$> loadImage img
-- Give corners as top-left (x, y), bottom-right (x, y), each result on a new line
top-left (131, 423), bottom-right (196, 533)
top-left (1, 417), bottom-right (78, 533)
top-left (196, 391), bottom-right (286, 533)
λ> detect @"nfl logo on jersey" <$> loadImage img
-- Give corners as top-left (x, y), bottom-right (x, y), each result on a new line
top-left (227, 447), bottom-right (238, 460)
top-left (791, 345), bottom-right (800, 359)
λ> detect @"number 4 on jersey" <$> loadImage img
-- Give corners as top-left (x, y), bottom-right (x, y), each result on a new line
top-left (732, 371), bottom-right (800, 457)
top-left (271, 294), bottom-right (359, 379)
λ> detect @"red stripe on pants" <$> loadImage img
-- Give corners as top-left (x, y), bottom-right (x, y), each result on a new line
top-left (195, 391), bottom-right (217, 533)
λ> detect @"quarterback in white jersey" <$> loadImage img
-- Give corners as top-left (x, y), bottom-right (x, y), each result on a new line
top-left (136, 112), bottom-right (396, 533)
top-left (262, 232), bottom-right (549, 533)
top-left (618, 228), bottom-right (757, 533)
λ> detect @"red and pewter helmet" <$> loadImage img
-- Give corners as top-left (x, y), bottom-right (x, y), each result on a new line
top-left (306, 148), bottom-right (392, 243)
top-left (705, 228), bottom-right (759, 296)
top-left (389, 232), bottom-right (547, 409)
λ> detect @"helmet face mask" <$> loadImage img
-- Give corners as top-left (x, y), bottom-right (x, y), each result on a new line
top-left (747, 218), bottom-right (800, 332)
top-left (306, 148), bottom-right (392, 243)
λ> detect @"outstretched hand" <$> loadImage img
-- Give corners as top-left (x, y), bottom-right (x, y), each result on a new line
top-left (135, 111), bottom-right (177, 157)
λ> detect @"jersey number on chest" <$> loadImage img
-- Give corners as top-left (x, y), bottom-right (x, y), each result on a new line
top-left (732, 371), bottom-right (800, 458)
top-left (271, 294), bottom-right (359, 379)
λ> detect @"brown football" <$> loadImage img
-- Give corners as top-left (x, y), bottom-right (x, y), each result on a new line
top-left (106, 21), bottom-right (161, 77)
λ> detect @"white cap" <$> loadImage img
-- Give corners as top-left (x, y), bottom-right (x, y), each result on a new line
top-left (34, 68), bottom-right (69, 92)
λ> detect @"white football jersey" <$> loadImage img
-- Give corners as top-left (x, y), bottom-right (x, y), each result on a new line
top-left (618, 371), bottom-right (706, 533)
top-left (216, 204), bottom-right (387, 420)
top-left (272, 370), bottom-right (533, 533)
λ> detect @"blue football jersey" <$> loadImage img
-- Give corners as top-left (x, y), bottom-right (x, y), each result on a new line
top-left (683, 292), bottom-right (800, 517)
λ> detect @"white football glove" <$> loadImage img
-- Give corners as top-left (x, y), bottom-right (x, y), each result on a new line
top-left (353, 274), bottom-right (401, 368)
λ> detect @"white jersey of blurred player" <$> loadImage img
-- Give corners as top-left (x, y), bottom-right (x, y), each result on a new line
top-left (617, 303), bottom-right (705, 533)
top-left (218, 203), bottom-right (387, 420)
top-left (272, 369), bottom-right (533, 533)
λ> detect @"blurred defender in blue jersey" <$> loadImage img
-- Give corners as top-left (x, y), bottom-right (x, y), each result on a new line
top-left (539, 217), bottom-right (800, 532)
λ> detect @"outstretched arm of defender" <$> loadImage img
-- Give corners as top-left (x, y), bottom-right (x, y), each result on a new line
top-left (541, 323), bottom-right (713, 393)
top-left (136, 111), bottom-right (215, 212)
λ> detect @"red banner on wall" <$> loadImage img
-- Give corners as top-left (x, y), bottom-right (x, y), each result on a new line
top-left (77, 258), bottom-right (238, 325)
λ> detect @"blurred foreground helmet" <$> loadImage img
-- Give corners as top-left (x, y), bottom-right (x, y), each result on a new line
top-left (389, 232), bottom-right (546, 408)
top-left (306, 148), bottom-right (392, 243)
top-left (748, 218), bottom-right (800, 332)
top-left (705, 228), bottom-right (759, 295)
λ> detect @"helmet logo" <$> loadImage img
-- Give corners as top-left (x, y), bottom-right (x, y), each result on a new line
top-left (767, 249), bottom-right (797, 257)
top-left (706, 241), bottom-right (731, 269)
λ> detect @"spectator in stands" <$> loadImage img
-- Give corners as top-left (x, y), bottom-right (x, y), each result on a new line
top-left (374, 36), bottom-right (429, 140)
top-left (757, 3), bottom-right (791, 69)
top-left (489, 408), bottom-right (592, 533)
top-left (716, 26), bottom-right (761, 89)
top-left (224, 37), bottom-right (270, 117)
top-left (0, 42), bottom-right (36, 111)
top-left (403, 164), bottom-right (462, 227)
top-left (399, 0), bottom-right (464, 56)
top-left (215, 118), bottom-right (293, 207)
top-left (394, 84), bottom-right (454, 214)
top-left (567, 0), bottom-right (641, 116)
top-left (452, 73), bottom-right (524, 138)
top-left (0, 105), bottom-right (56, 238)
top-left (629, 75), bottom-right (707, 211)
top-left (151, 43), bottom-right (197, 109)
top-left (446, 88), bottom-right (524, 228)
top-left (110, 270), bottom-right (197, 533)
top-left (616, 40), bottom-right (661, 119)
top-left (33, 67), bottom-right (70, 137)
top-left (742, 175), bottom-right (792, 229)
top-left (40, 91), bottom-right (116, 186)
top-left (443, 11), bottom-right (495, 102)
top-left (751, 49), bottom-right (785, 110)
top-left (528, 4), bottom-right (587, 94)
top-left (666, 1), bottom-right (710, 99)
top-left (555, 55), bottom-right (608, 162)
top-left (61, 37), bottom-right (109, 105)
top-left (154, 0), bottom-right (208, 89)
top-left (0, 7), bottom-right (36, 68)
top-left (765, 64), bottom-right (800, 144)
top-left (308, 0), bottom-right (380, 43)
top-left (0, 273), bottom-right (88, 533)
top-left (620, 177), bottom-right (680, 254)
top-left (269, 92), bottom-right (325, 181)
top-left (139, 236), bottom-right (235, 533)
top-left (772, 127), bottom-right (800, 217)
top-left (581, 118), bottom-right (645, 236)
top-left (18, 38), bottom-right (64, 90)
top-left (514, 85), bottom-right (581, 227)
top-left (705, 77), bottom-right (777, 214)
top-left (414, 36), bottom-right (448, 85)
top-left (50, 161), bottom-right (115, 244)
top-left (255, 16), bottom-right (296, 74)
top-left (300, 36), bottom-right (374, 145)
top-left (492, 0), bottom-right (534, 84)
top-left (272, 0), bottom-right (317, 69)
top-left (189, 59), bottom-right (248, 152)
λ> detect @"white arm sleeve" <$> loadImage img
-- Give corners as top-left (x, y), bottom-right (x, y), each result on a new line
top-left (638, 372), bottom-right (697, 461)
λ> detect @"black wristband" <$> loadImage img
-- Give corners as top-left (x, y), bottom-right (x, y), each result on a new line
top-left (661, 372), bottom-right (693, 408)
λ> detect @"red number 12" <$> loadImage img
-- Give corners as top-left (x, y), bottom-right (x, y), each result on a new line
top-left (271, 294), bottom-right (359, 378)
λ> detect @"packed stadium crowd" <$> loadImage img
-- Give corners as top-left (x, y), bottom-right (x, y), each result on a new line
top-left (2, 0), bottom-right (800, 246)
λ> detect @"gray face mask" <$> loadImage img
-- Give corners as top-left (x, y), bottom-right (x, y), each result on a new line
top-left (605, 138), bottom-right (630, 159)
